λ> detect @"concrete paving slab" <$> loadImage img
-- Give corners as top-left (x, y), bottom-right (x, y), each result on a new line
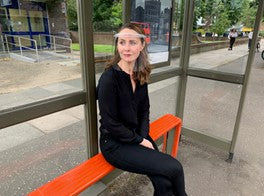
top-left (0, 92), bottom-right (34, 106)
top-left (0, 123), bottom-right (44, 152)
top-left (62, 78), bottom-right (83, 89)
top-left (189, 43), bottom-right (249, 70)
top-left (0, 97), bottom-right (36, 110)
top-left (149, 82), bottom-right (178, 121)
top-left (183, 76), bottom-right (242, 140)
top-left (0, 122), bottom-right (88, 195)
top-left (148, 77), bottom-right (177, 93)
top-left (63, 105), bottom-right (85, 120)
top-left (149, 51), bottom-right (169, 64)
top-left (0, 172), bottom-right (28, 196)
top-left (28, 111), bottom-right (80, 133)
top-left (21, 86), bottom-right (54, 100)
top-left (58, 59), bottom-right (80, 67)
top-left (40, 82), bottom-right (76, 93)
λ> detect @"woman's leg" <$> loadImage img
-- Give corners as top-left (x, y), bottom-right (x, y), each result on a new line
top-left (248, 39), bottom-right (251, 49)
top-left (100, 133), bottom-right (186, 196)
top-left (148, 174), bottom-right (174, 196)
top-left (230, 38), bottom-right (235, 50)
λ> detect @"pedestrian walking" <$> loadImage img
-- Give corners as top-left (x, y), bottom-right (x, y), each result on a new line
top-left (97, 23), bottom-right (187, 196)
top-left (228, 28), bottom-right (238, 50)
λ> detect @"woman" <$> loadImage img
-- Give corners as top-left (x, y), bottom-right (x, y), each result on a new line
top-left (228, 28), bottom-right (238, 50)
top-left (97, 23), bottom-right (187, 196)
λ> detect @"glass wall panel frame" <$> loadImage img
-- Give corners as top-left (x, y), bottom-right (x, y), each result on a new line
top-left (175, 0), bottom-right (264, 161)
top-left (126, 0), bottom-right (175, 68)
top-left (1, 2), bottom-right (264, 195)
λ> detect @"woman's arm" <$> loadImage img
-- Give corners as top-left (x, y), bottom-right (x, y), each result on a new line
top-left (137, 84), bottom-right (150, 138)
top-left (98, 72), bottom-right (143, 143)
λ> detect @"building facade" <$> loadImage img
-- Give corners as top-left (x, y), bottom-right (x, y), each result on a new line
top-left (0, 0), bottom-right (68, 50)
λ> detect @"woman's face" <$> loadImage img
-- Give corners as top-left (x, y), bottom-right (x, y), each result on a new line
top-left (117, 28), bottom-right (145, 64)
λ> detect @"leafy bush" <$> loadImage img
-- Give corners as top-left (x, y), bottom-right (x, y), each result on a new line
top-left (93, 20), bottom-right (121, 32)
top-left (259, 31), bottom-right (264, 37)
top-left (195, 28), bottom-right (205, 35)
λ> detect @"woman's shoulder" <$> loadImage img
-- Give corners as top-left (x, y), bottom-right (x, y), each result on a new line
top-left (99, 66), bottom-right (119, 86)
top-left (100, 66), bottom-right (115, 79)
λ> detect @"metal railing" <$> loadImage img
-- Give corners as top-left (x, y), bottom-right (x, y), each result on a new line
top-left (38, 34), bottom-right (72, 54)
top-left (0, 35), bottom-right (6, 53)
top-left (3, 34), bottom-right (39, 62)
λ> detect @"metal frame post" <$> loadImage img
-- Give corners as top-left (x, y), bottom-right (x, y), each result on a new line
top-left (39, 34), bottom-right (42, 50)
top-left (53, 36), bottom-right (56, 52)
top-left (34, 40), bottom-right (39, 62)
top-left (77, 0), bottom-right (98, 158)
top-left (1, 35), bottom-right (5, 53)
top-left (5, 35), bottom-right (10, 53)
top-left (122, 0), bottom-right (131, 24)
top-left (228, 0), bottom-right (264, 161)
top-left (176, 0), bottom-right (194, 118)
top-left (18, 37), bottom-right (23, 56)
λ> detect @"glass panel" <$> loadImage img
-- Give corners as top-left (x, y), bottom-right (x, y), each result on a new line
top-left (0, 106), bottom-right (87, 195)
top-left (0, 1), bottom-right (82, 109)
top-left (149, 77), bottom-right (179, 121)
top-left (29, 11), bottom-right (44, 32)
top-left (171, 0), bottom-right (184, 68)
top-left (32, 34), bottom-right (46, 47)
top-left (0, 7), bottom-right (10, 32)
top-left (131, 0), bottom-right (173, 64)
top-left (183, 77), bottom-right (241, 140)
top-left (189, 0), bottom-right (258, 74)
top-left (9, 9), bottom-right (29, 32)
top-left (13, 35), bottom-right (31, 46)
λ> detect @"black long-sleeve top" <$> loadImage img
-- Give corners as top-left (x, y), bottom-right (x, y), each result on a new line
top-left (97, 64), bottom-right (150, 144)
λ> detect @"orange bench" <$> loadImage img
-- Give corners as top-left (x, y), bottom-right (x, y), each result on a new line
top-left (28, 114), bottom-right (182, 196)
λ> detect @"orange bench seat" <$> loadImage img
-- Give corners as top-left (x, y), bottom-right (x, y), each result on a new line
top-left (28, 114), bottom-right (182, 196)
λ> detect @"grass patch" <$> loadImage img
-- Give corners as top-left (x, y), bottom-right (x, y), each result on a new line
top-left (71, 43), bottom-right (114, 53)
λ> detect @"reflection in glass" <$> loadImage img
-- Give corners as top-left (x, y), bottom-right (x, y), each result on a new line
top-left (9, 9), bottom-right (29, 32)
top-left (29, 10), bottom-right (44, 32)
top-left (131, 0), bottom-right (173, 63)
top-left (171, 0), bottom-right (184, 67)
top-left (0, 0), bottom-right (82, 109)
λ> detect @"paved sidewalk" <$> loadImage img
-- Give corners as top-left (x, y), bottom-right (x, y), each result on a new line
top-left (0, 42), bottom-right (250, 151)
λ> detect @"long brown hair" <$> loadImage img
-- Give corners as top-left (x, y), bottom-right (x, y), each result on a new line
top-left (105, 23), bottom-right (151, 85)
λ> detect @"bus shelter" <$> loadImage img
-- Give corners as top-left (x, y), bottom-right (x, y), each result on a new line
top-left (0, 0), bottom-right (263, 195)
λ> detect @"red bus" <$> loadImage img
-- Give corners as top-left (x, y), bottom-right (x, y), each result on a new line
top-left (131, 22), bottom-right (151, 44)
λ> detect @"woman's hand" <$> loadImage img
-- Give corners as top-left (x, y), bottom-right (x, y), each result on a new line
top-left (140, 138), bottom-right (154, 150)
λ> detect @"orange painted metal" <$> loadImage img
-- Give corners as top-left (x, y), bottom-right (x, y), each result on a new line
top-left (28, 114), bottom-right (182, 196)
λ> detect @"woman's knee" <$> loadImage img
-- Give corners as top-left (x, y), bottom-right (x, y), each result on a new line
top-left (166, 159), bottom-right (184, 178)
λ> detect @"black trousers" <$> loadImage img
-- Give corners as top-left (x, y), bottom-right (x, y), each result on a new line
top-left (248, 39), bottom-right (252, 49)
top-left (100, 133), bottom-right (186, 196)
top-left (229, 37), bottom-right (236, 50)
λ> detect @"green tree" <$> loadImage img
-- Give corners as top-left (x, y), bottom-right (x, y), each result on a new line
top-left (110, 0), bottom-right (122, 27)
top-left (66, 0), bottom-right (122, 31)
top-left (194, 0), bottom-right (219, 30)
top-left (93, 0), bottom-right (122, 31)
top-left (222, 0), bottom-right (246, 25)
top-left (67, 0), bottom-right (78, 31)
top-left (241, 0), bottom-right (258, 28)
top-left (211, 3), bottom-right (231, 35)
